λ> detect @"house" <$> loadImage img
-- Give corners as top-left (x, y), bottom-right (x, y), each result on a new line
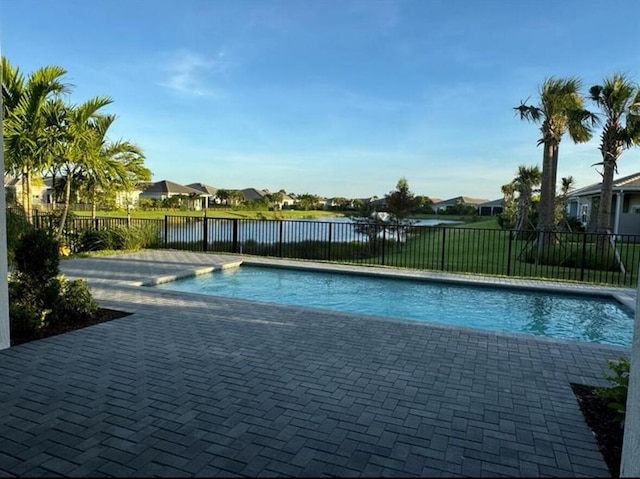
top-left (566, 171), bottom-right (640, 235)
top-left (477, 199), bottom-right (504, 217)
top-left (140, 180), bottom-right (208, 210)
top-left (114, 187), bottom-right (144, 211)
top-left (187, 183), bottom-right (218, 207)
top-left (4, 174), bottom-right (53, 207)
top-left (432, 196), bottom-right (490, 213)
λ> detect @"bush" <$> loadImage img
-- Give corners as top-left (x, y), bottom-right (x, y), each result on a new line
top-left (8, 279), bottom-right (49, 337)
top-left (78, 229), bottom-right (116, 252)
top-left (13, 229), bottom-right (60, 283)
top-left (51, 279), bottom-right (98, 326)
top-left (597, 358), bottom-right (629, 427)
top-left (9, 228), bottom-right (100, 341)
top-left (6, 204), bottom-right (32, 267)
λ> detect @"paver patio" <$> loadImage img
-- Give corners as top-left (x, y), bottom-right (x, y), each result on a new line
top-left (0, 250), bottom-right (632, 477)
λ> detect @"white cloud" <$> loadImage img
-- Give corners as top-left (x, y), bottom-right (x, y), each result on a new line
top-left (159, 49), bottom-right (227, 97)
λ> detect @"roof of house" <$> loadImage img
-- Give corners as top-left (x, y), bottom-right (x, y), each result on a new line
top-left (568, 172), bottom-right (640, 197)
top-left (187, 183), bottom-right (218, 196)
top-left (433, 196), bottom-right (490, 207)
top-left (241, 188), bottom-right (267, 201)
top-left (478, 198), bottom-right (504, 207)
top-left (142, 180), bottom-right (204, 195)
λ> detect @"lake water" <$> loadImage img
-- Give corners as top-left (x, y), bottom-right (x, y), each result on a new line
top-left (163, 216), bottom-right (462, 244)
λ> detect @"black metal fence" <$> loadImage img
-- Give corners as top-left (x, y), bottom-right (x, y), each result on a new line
top-left (36, 214), bottom-right (640, 287)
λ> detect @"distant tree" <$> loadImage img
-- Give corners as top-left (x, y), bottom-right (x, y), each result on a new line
top-left (557, 176), bottom-right (575, 230)
top-left (513, 165), bottom-right (542, 232)
top-left (385, 177), bottom-right (418, 241)
top-left (297, 193), bottom-right (321, 210)
top-left (331, 197), bottom-right (350, 210)
top-left (386, 178), bottom-right (418, 220)
top-left (351, 201), bottom-right (387, 255)
top-left (215, 189), bottom-right (230, 206)
top-left (498, 182), bottom-right (517, 229)
top-left (414, 195), bottom-right (434, 214)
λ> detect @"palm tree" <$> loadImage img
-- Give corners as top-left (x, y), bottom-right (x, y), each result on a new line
top-left (589, 74), bottom-right (640, 242)
top-left (515, 77), bottom-right (597, 237)
top-left (513, 165), bottom-right (542, 232)
top-left (556, 176), bottom-right (575, 228)
top-left (48, 96), bottom-right (113, 239)
top-left (2, 57), bottom-right (68, 222)
top-left (79, 140), bottom-right (149, 219)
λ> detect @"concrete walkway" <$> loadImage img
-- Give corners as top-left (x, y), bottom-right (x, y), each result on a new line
top-left (0, 250), bottom-right (632, 477)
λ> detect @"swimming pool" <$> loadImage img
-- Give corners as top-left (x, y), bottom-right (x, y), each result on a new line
top-left (154, 266), bottom-right (633, 346)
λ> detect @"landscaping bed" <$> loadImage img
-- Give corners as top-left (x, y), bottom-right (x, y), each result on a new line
top-left (10, 308), bottom-right (131, 346)
top-left (572, 383), bottom-right (623, 478)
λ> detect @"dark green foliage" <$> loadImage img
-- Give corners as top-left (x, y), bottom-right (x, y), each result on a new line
top-left (386, 178), bottom-right (418, 221)
top-left (78, 229), bottom-right (115, 251)
top-left (597, 358), bottom-right (630, 427)
top-left (6, 204), bottom-right (32, 266)
top-left (9, 229), bottom-right (98, 341)
top-left (520, 242), bottom-right (620, 271)
top-left (51, 279), bottom-right (98, 326)
top-left (13, 229), bottom-right (60, 283)
top-left (76, 224), bottom-right (161, 252)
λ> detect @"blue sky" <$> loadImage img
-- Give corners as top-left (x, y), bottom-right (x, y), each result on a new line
top-left (2, 0), bottom-right (640, 200)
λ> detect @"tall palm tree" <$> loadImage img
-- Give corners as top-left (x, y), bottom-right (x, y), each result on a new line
top-left (48, 96), bottom-right (113, 239)
top-left (515, 77), bottom-right (597, 236)
top-left (513, 165), bottom-right (542, 232)
top-left (589, 74), bottom-right (640, 242)
top-left (2, 57), bottom-right (68, 222)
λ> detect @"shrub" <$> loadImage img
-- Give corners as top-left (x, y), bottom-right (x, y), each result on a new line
top-left (6, 204), bottom-right (32, 267)
top-left (597, 358), bottom-right (629, 427)
top-left (13, 229), bottom-right (60, 283)
top-left (51, 278), bottom-right (98, 326)
top-left (78, 229), bottom-right (115, 252)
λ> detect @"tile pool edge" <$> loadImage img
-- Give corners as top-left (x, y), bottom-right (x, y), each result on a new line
top-left (139, 260), bottom-right (243, 287)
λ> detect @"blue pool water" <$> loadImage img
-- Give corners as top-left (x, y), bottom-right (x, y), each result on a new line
top-left (155, 266), bottom-right (633, 346)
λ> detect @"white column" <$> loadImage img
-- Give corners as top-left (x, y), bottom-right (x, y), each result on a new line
top-left (621, 271), bottom-right (640, 476)
top-left (0, 58), bottom-right (11, 350)
top-left (614, 191), bottom-right (624, 236)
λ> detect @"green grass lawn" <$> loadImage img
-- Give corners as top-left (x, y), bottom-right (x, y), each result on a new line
top-left (380, 222), bottom-right (640, 287)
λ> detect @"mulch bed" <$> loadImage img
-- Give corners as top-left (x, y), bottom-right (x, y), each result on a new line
top-left (10, 308), bottom-right (132, 346)
top-left (571, 383), bottom-right (623, 478)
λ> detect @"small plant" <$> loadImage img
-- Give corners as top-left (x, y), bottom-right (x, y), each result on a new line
top-left (597, 358), bottom-right (630, 427)
top-left (51, 278), bottom-right (98, 326)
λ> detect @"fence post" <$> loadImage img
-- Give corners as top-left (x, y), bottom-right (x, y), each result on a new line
top-left (202, 216), bottom-right (208, 252)
top-left (278, 220), bottom-right (284, 258)
top-left (164, 215), bottom-right (168, 249)
top-left (580, 232), bottom-right (588, 282)
top-left (232, 219), bottom-right (239, 253)
top-left (381, 225), bottom-right (386, 266)
top-left (507, 232), bottom-right (513, 276)
top-left (440, 227), bottom-right (447, 271)
top-left (327, 222), bottom-right (333, 261)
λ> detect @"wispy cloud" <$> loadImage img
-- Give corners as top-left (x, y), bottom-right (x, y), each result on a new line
top-left (159, 49), bottom-right (227, 97)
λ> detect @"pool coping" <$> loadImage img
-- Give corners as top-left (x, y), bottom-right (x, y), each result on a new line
top-left (140, 255), bottom-right (637, 315)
